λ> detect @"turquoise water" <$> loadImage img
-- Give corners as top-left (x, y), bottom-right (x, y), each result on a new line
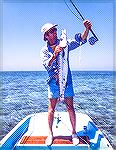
top-left (0, 71), bottom-right (115, 149)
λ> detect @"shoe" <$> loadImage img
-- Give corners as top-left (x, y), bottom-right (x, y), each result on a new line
top-left (45, 134), bottom-right (53, 146)
top-left (72, 133), bottom-right (79, 145)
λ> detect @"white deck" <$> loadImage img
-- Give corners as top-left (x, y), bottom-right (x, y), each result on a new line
top-left (0, 112), bottom-right (113, 150)
top-left (21, 112), bottom-right (92, 137)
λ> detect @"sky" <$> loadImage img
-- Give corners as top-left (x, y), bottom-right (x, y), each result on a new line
top-left (1, 0), bottom-right (115, 71)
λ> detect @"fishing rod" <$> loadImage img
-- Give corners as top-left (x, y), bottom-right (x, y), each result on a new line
top-left (66, 0), bottom-right (99, 45)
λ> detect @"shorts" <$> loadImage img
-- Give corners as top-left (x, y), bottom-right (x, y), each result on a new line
top-left (48, 79), bottom-right (74, 99)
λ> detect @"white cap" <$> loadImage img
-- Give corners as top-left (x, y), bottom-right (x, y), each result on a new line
top-left (41, 23), bottom-right (57, 34)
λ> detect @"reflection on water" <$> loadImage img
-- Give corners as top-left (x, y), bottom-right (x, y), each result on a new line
top-left (0, 71), bottom-right (115, 149)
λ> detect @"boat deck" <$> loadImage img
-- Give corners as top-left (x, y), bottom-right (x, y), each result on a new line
top-left (17, 112), bottom-right (90, 146)
top-left (0, 112), bottom-right (113, 150)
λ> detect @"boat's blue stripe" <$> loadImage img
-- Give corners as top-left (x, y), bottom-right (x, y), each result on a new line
top-left (16, 145), bottom-right (89, 150)
top-left (1, 117), bottom-right (31, 149)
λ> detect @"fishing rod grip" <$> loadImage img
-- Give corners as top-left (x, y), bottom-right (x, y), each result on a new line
top-left (90, 28), bottom-right (98, 41)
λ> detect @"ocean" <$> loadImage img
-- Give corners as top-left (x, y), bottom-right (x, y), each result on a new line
top-left (0, 71), bottom-right (115, 149)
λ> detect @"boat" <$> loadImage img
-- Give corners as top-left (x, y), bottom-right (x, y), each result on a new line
top-left (0, 111), bottom-right (113, 150)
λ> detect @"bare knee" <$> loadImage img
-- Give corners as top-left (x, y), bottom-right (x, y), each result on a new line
top-left (48, 106), bottom-right (55, 114)
top-left (67, 105), bottom-right (75, 112)
top-left (48, 98), bottom-right (57, 114)
top-left (64, 97), bottom-right (75, 112)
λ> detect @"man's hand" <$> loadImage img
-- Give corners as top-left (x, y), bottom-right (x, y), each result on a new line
top-left (48, 45), bottom-right (63, 66)
top-left (83, 20), bottom-right (92, 30)
top-left (81, 20), bottom-right (92, 40)
top-left (53, 45), bottom-right (63, 57)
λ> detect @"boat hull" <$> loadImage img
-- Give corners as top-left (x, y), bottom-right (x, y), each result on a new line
top-left (0, 112), bottom-right (113, 150)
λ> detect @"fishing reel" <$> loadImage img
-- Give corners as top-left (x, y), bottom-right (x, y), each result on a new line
top-left (88, 36), bottom-right (98, 45)
top-left (75, 34), bottom-right (98, 46)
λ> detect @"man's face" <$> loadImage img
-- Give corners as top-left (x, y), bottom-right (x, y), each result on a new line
top-left (45, 28), bottom-right (57, 45)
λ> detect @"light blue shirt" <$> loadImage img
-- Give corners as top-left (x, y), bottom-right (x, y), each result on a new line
top-left (40, 33), bottom-right (87, 85)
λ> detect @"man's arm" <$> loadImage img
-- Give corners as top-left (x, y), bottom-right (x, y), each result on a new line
top-left (48, 45), bottom-right (62, 66)
top-left (81, 20), bottom-right (92, 41)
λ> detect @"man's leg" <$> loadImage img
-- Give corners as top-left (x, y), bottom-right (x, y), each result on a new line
top-left (48, 98), bottom-right (57, 135)
top-left (64, 97), bottom-right (79, 145)
top-left (46, 98), bottom-right (57, 145)
top-left (64, 97), bottom-right (76, 134)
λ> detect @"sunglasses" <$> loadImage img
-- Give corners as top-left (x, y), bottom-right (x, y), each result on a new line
top-left (46, 28), bottom-right (57, 35)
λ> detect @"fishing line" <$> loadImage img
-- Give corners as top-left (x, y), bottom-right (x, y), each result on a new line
top-left (64, 0), bottom-right (110, 134)
top-left (56, 28), bottom-right (107, 143)
top-left (55, 113), bottom-right (90, 146)
top-left (60, 120), bottom-right (90, 146)
top-left (64, 0), bottom-right (99, 45)
top-left (75, 91), bottom-right (109, 127)
top-left (75, 103), bottom-right (111, 144)
top-left (76, 97), bottom-right (111, 132)
top-left (70, 0), bottom-right (98, 41)
top-left (72, 76), bottom-right (110, 132)
top-left (69, 0), bottom-right (84, 20)
top-left (78, 42), bottom-right (82, 66)
top-left (85, 98), bottom-right (110, 127)
top-left (50, 19), bottom-right (109, 145)
top-left (64, 0), bottom-right (82, 22)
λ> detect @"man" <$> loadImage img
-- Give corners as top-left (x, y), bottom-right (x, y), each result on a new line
top-left (40, 20), bottom-right (92, 146)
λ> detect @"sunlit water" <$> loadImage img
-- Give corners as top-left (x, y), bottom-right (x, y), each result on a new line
top-left (0, 71), bottom-right (115, 149)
